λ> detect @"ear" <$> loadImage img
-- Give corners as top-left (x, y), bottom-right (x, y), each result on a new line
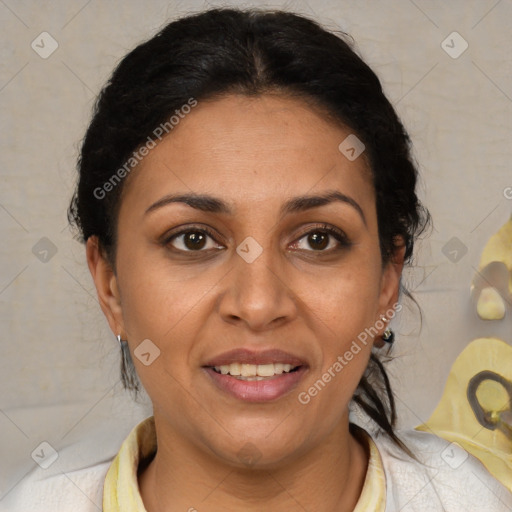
top-left (374, 238), bottom-right (406, 348)
top-left (86, 236), bottom-right (125, 338)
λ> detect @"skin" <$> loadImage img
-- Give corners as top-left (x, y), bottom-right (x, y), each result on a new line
top-left (87, 93), bottom-right (405, 511)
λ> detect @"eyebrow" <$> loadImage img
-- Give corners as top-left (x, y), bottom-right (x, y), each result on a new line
top-left (145, 190), bottom-right (366, 225)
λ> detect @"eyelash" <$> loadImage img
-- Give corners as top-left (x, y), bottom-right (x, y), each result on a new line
top-left (161, 223), bottom-right (350, 255)
top-left (291, 223), bottom-right (351, 252)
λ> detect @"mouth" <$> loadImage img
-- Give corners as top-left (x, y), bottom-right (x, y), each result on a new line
top-left (202, 349), bottom-right (308, 402)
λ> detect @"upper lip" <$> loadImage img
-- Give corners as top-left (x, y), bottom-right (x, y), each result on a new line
top-left (203, 348), bottom-right (307, 367)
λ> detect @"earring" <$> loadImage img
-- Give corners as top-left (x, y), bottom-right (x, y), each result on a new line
top-left (117, 334), bottom-right (127, 347)
top-left (379, 316), bottom-right (394, 344)
top-left (116, 334), bottom-right (136, 390)
top-left (382, 328), bottom-right (395, 344)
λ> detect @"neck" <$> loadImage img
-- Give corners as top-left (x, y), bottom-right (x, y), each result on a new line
top-left (138, 413), bottom-right (369, 512)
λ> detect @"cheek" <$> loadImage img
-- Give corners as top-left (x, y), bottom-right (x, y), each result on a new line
top-left (302, 254), bottom-right (383, 336)
top-left (116, 256), bottom-right (207, 406)
top-left (114, 249), bottom-right (216, 399)
top-left (116, 242), bottom-right (212, 340)
top-left (294, 250), bottom-right (381, 402)
top-left (296, 277), bottom-right (376, 426)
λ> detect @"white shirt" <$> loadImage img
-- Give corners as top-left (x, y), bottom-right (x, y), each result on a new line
top-left (2, 416), bottom-right (511, 511)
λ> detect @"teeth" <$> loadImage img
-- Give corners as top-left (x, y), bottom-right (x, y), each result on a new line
top-left (213, 362), bottom-right (298, 377)
top-left (228, 363), bottom-right (241, 375)
top-left (241, 364), bottom-right (255, 377)
top-left (256, 364), bottom-right (275, 377)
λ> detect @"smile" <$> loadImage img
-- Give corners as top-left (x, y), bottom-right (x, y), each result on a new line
top-left (212, 362), bottom-right (300, 380)
top-left (202, 348), bottom-right (309, 402)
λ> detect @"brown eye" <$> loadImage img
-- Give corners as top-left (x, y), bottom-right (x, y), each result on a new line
top-left (182, 231), bottom-right (207, 250)
top-left (164, 226), bottom-right (223, 252)
top-left (307, 232), bottom-right (329, 250)
top-left (291, 224), bottom-right (350, 253)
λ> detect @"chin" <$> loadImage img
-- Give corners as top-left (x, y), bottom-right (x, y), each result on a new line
top-left (203, 423), bottom-right (308, 471)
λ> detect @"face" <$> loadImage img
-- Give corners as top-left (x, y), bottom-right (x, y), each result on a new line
top-left (87, 93), bottom-right (402, 468)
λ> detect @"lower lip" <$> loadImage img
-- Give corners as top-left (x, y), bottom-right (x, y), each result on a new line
top-left (203, 366), bottom-right (308, 402)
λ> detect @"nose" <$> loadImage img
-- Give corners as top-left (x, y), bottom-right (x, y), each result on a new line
top-left (217, 242), bottom-right (298, 331)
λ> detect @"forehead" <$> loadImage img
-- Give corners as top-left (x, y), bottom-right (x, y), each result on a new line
top-left (120, 93), bottom-right (375, 216)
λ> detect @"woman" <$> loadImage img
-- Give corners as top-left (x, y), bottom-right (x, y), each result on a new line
top-left (36, 6), bottom-right (512, 511)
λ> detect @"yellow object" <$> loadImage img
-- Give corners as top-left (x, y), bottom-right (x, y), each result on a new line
top-left (416, 337), bottom-right (512, 491)
top-left (477, 287), bottom-right (506, 320)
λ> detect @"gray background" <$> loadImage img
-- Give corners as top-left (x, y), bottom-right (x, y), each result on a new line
top-left (1, 0), bottom-right (511, 501)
